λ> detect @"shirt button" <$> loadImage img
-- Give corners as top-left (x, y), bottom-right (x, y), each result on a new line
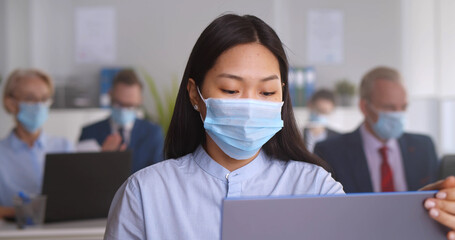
top-left (225, 173), bottom-right (230, 180)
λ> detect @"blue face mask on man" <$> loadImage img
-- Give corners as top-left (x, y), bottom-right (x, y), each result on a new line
top-left (309, 111), bottom-right (329, 126)
top-left (198, 88), bottom-right (284, 160)
top-left (111, 107), bottom-right (136, 126)
top-left (370, 110), bottom-right (405, 140)
top-left (17, 102), bottom-right (49, 133)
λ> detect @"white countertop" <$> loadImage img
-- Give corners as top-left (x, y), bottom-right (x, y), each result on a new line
top-left (0, 218), bottom-right (106, 240)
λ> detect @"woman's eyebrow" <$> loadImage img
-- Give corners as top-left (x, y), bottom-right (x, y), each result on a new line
top-left (216, 73), bottom-right (280, 82)
top-left (261, 75), bottom-right (280, 82)
top-left (216, 73), bottom-right (243, 81)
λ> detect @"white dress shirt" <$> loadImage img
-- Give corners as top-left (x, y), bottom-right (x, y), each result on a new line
top-left (110, 119), bottom-right (134, 145)
top-left (306, 128), bottom-right (328, 153)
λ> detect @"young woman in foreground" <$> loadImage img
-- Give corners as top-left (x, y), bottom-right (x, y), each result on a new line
top-left (104, 14), bottom-right (455, 240)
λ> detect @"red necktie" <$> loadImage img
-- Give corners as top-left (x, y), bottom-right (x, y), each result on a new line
top-left (379, 146), bottom-right (395, 192)
top-left (118, 127), bottom-right (125, 145)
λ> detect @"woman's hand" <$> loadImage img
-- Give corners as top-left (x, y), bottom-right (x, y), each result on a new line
top-left (421, 176), bottom-right (455, 240)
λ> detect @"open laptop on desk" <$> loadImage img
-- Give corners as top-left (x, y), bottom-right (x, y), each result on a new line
top-left (221, 191), bottom-right (447, 240)
top-left (42, 151), bottom-right (131, 222)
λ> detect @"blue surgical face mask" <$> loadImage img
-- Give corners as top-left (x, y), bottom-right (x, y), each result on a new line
top-left (17, 102), bottom-right (49, 133)
top-left (370, 110), bottom-right (405, 140)
top-left (198, 88), bottom-right (284, 160)
top-left (111, 107), bottom-right (136, 126)
top-left (309, 111), bottom-right (329, 126)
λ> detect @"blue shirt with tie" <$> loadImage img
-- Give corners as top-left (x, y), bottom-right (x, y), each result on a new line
top-left (104, 145), bottom-right (344, 240)
top-left (0, 131), bottom-right (73, 206)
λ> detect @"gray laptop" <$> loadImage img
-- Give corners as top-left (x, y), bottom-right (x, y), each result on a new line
top-left (221, 191), bottom-right (447, 240)
top-left (42, 151), bottom-right (131, 222)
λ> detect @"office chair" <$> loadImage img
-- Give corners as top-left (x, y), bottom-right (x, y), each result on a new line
top-left (439, 155), bottom-right (455, 179)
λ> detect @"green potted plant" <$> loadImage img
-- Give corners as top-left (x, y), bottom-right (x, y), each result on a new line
top-left (334, 79), bottom-right (356, 106)
top-left (141, 69), bottom-right (179, 134)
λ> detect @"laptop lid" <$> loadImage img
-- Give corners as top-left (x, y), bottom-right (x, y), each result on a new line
top-left (42, 151), bottom-right (131, 222)
top-left (221, 191), bottom-right (447, 240)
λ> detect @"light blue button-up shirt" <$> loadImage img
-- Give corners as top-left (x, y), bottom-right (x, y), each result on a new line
top-left (0, 131), bottom-right (73, 206)
top-left (105, 145), bottom-right (344, 240)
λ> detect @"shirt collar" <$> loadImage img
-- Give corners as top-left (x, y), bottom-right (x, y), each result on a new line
top-left (110, 117), bottom-right (134, 132)
top-left (360, 123), bottom-right (398, 151)
top-left (192, 145), bottom-right (270, 183)
top-left (307, 128), bottom-right (328, 142)
top-left (8, 130), bottom-right (46, 150)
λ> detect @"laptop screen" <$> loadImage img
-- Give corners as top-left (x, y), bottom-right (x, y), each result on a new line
top-left (42, 151), bottom-right (131, 222)
top-left (221, 191), bottom-right (447, 240)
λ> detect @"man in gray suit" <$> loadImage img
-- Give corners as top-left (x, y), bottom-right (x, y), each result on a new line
top-left (314, 66), bottom-right (439, 193)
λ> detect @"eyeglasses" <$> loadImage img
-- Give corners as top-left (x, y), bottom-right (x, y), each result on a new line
top-left (12, 96), bottom-right (53, 107)
top-left (111, 100), bottom-right (140, 110)
top-left (367, 102), bottom-right (407, 113)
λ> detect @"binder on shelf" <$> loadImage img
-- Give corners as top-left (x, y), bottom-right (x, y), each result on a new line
top-left (288, 67), bottom-right (297, 107)
top-left (99, 68), bottom-right (123, 108)
top-left (304, 66), bottom-right (316, 105)
top-left (288, 66), bottom-right (317, 107)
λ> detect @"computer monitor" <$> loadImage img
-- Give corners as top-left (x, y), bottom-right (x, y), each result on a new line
top-left (221, 191), bottom-right (447, 240)
top-left (42, 151), bottom-right (131, 222)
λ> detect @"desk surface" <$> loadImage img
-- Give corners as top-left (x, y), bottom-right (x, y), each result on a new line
top-left (0, 218), bottom-right (106, 240)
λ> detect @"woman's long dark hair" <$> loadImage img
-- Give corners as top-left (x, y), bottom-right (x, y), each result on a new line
top-left (165, 14), bottom-right (329, 170)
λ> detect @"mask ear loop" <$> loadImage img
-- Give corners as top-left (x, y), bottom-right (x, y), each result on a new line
top-left (196, 87), bottom-right (207, 103)
top-left (196, 87), bottom-right (206, 123)
top-left (366, 101), bottom-right (380, 127)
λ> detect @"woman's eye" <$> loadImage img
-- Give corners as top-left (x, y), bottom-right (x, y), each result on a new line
top-left (221, 89), bottom-right (238, 94)
top-left (262, 91), bottom-right (276, 96)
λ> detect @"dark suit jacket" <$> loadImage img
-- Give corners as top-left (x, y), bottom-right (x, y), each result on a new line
top-left (79, 118), bottom-right (164, 173)
top-left (314, 127), bottom-right (439, 193)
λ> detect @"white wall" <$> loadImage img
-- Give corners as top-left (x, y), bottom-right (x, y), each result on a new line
top-left (439, 0), bottom-right (455, 97)
top-left (0, 0), bottom-right (32, 137)
top-left (401, 0), bottom-right (437, 97)
top-left (0, 1), bottom-right (6, 77)
top-left (25, 0), bottom-right (276, 88)
top-left (0, 0), bottom-right (8, 136)
top-left (25, 0), bottom-right (403, 91)
top-left (438, 0), bottom-right (455, 154)
top-left (281, 0), bottom-right (402, 89)
top-left (400, 0), bottom-right (455, 155)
